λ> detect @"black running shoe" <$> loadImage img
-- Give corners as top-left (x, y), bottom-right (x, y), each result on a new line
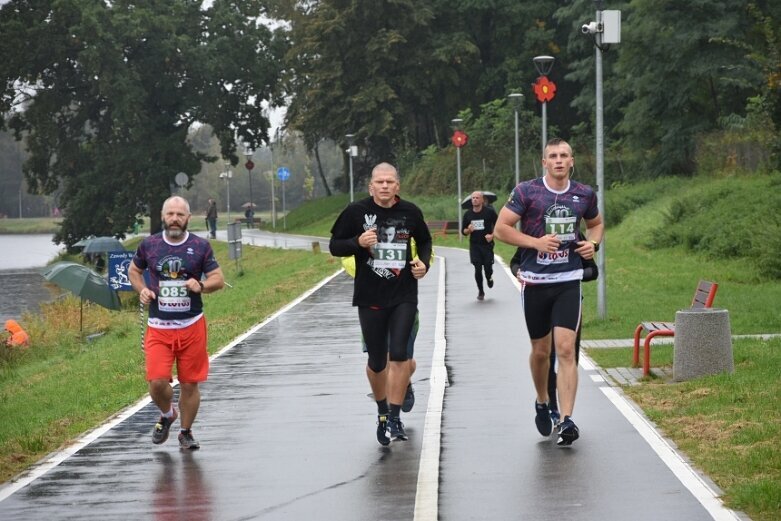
top-left (550, 408), bottom-right (561, 428)
top-left (402, 384), bottom-right (415, 413)
top-left (152, 409), bottom-right (178, 445)
top-left (477, 292), bottom-right (485, 301)
top-left (388, 416), bottom-right (408, 441)
top-left (534, 401), bottom-right (552, 436)
top-left (557, 416), bottom-right (580, 446)
top-left (178, 429), bottom-right (200, 450)
top-left (376, 414), bottom-right (391, 446)
top-left (487, 277), bottom-right (494, 288)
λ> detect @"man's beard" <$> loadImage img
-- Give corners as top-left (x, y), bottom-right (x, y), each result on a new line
top-left (163, 220), bottom-right (188, 239)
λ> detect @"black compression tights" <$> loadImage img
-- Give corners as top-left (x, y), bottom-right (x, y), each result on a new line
top-left (359, 302), bottom-right (417, 373)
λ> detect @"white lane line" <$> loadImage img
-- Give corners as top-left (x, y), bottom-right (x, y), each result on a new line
top-left (581, 353), bottom-right (742, 521)
top-left (0, 270), bottom-right (342, 504)
top-left (414, 257), bottom-right (448, 521)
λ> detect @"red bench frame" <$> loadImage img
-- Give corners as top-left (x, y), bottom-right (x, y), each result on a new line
top-left (632, 280), bottom-right (718, 377)
top-left (426, 220), bottom-right (460, 237)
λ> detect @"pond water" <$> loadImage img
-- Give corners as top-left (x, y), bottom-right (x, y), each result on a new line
top-left (0, 234), bottom-right (65, 324)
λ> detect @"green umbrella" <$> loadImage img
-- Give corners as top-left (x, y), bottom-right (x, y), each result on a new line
top-left (82, 236), bottom-right (126, 254)
top-left (42, 261), bottom-right (122, 332)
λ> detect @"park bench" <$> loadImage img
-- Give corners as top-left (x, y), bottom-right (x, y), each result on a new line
top-left (632, 280), bottom-right (718, 377)
top-left (234, 217), bottom-right (262, 227)
top-left (427, 220), bottom-right (460, 237)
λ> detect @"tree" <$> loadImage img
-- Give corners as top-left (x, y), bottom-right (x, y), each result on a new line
top-left (0, 0), bottom-right (286, 246)
top-left (606, 0), bottom-right (762, 176)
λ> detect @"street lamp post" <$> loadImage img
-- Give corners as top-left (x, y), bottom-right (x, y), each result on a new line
top-left (345, 133), bottom-right (356, 202)
top-left (507, 93), bottom-right (524, 187)
top-left (244, 145), bottom-right (255, 228)
top-left (533, 55), bottom-right (555, 155)
top-left (219, 160), bottom-right (232, 223)
top-left (451, 118), bottom-right (464, 241)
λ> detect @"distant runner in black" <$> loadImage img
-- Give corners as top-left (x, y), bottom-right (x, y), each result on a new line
top-left (462, 191), bottom-right (498, 301)
top-left (329, 162), bottom-right (433, 446)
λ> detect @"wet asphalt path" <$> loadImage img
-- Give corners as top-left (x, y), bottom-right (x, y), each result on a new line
top-left (0, 232), bottom-right (741, 520)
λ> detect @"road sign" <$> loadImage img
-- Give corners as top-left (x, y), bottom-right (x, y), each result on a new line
top-left (277, 167), bottom-right (290, 181)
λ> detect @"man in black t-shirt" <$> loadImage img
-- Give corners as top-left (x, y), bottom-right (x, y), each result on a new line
top-left (329, 163), bottom-right (432, 446)
top-left (463, 191), bottom-right (498, 300)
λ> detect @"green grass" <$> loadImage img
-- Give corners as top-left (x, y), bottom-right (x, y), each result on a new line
top-left (0, 217), bottom-right (63, 234)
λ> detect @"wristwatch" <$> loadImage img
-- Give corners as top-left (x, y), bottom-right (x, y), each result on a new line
top-left (589, 240), bottom-right (600, 252)
top-left (197, 280), bottom-right (205, 292)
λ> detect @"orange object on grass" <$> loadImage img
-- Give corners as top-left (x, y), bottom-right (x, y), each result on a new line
top-left (4, 319), bottom-right (30, 348)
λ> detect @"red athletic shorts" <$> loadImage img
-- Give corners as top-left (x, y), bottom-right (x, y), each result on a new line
top-left (144, 316), bottom-right (209, 383)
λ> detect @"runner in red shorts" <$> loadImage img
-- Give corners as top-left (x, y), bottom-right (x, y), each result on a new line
top-left (129, 196), bottom-right (224, 450)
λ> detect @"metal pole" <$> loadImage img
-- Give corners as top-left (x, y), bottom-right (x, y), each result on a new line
top-left (282, 179), bottom-right (287, 230)
top-left (226, 175), bottom-right (231, 223)
top-left (514, 108), bottom-right (520, 187)
top-left (247, 165), bottom-right (254, 229)
top-left (271, 173), bottom-right (276, 229)
top-left (349, 155), bottom-right (354, 203)
top-left (542, 101), bottom-right (548, 155)
top-left (456, 146), bottom-right (463, 242)
top-left (595, 8), bottom-right (607, 319)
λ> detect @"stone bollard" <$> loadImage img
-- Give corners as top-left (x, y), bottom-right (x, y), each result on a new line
top-left (673, 308), bottom-right (734, 381)
top-left (311, 241), bottom-right (321, 254)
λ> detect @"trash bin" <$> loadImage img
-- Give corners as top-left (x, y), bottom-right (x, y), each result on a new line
top-left (673, 308), bottom-right (734, 381)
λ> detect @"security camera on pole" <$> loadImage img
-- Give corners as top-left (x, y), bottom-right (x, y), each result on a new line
top-left (582, 1), bottom-right (621, 320)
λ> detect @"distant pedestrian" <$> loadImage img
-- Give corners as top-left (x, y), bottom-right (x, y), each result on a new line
top-left (94, 254), bottom-right (106, 273)
top-left (494, 138), bottom-right (603, 446)
top-left (329, 162), bottom-right (433, 445)
top-left (128, 196), bottom-right (225, 450)
top-left (462, 191), bottom-right (497, 301)
top-left (206, 198), bottom-right (218, 239)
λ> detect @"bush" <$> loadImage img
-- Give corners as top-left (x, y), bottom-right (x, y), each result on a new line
top-left (649, 173), bottom-right (781, 279)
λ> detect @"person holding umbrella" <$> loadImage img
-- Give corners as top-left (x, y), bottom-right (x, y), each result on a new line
top-left (129, 196), bottom-right (225, 450)
top-left (462, 191), bottom-right (498, 301)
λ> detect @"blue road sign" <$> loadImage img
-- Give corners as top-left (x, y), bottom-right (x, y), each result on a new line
top-left (277, 167), bottom-right (290, 181)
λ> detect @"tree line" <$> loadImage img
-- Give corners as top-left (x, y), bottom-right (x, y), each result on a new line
top-left (0, 1), bottom-right (778, 245)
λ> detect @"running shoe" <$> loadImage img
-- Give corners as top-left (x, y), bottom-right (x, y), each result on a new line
top-left (534, 401), bottom-right (553, 436)
top-left (477, 292), bottom-right (485, 301)
top-left (377, 414), bottom-right (391, 446)
top-left (402, 383), bottom-right (415, 413)
top-left (388, 416), bottom-right (408, 441)
top-left (557, 416), bottom-right (580, 446)
top-left (178, 429), bottom-right (201, 450)
top-left (550, 408), bottom-right (561, 428)
top-left (487, 277), bottom-right (494, 288)
top-left (152, 408), bottom-right (178, 445)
